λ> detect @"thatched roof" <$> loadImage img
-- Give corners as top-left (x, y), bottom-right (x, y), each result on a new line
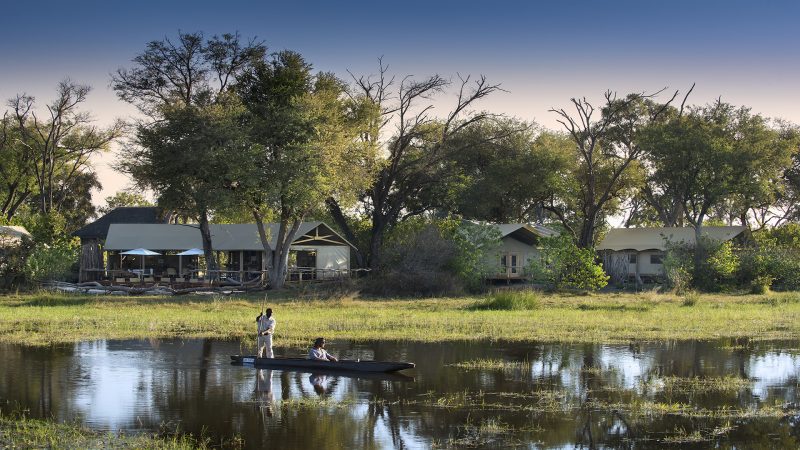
top-left (72, 207), bottom-right (163, 240)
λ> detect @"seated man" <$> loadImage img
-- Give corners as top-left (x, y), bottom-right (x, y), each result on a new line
top-left (308, 337), bottom-right (338, 362)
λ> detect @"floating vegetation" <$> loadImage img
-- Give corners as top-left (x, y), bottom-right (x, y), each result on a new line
top-left (662, 424), bottom-right (735, 444)
top-left (656, 376), bottom-right (753, 393)
top-left (448, 358), bottom-right (529, 372)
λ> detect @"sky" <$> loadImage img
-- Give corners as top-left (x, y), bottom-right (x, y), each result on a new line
top-left (2, 0), bottom-right (799, 206)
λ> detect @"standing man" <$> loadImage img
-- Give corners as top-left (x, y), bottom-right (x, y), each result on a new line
top-left (256, 308), bottom-right (276, 358)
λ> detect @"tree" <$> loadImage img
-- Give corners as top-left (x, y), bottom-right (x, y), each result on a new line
top-left (548, 89), bottom-right (682, 248)
top-left (638, 100), bottom-right (794, 276)
top-left (326, 61), bottom-right (504, 268)
top-left (113, 31), bottom-right (266, 275)
top-left (0, 81), bottom-right (122, 237)
top-left (98, 191), bottom-right (154, 215)
top-left (0, 113), bottom-right (35, 222)
top-left (236, 51), bottom-right (375, 288)
top-left (449, 119), bottom-right (573, 223)
top-left (117, 98), bottom-right (248, 275)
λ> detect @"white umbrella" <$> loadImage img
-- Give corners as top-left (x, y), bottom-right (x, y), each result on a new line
top-left (120, 248), bottom-right (161, 274)
top-left (176, 248), bottom-right (204, 276)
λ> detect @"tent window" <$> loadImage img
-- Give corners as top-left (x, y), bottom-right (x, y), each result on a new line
top-left (650, 254), bottom-right (664, 265)
top-left (628, 253), bottom-right (637, 264)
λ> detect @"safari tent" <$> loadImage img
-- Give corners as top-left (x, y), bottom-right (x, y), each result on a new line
top-left (596, 226), bottom-right (748, 282)
top-left (486, 223), bottom-right (558, 280)
top-left (102, 221), bottom-right (354, 282)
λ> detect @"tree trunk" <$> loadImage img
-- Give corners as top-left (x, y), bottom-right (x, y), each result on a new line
top-left (367, 214), bottom-right (388, 269)
top-left (198, 210), bottom-right (218, 278)
top-left (268, 219), bottom-right (302, 290)
top-left (577, 210), bottom-right (598, 249)
top-left (693, 219), bottom-right (705, 283)
top-left (253, 209), bottom-right (272, 286)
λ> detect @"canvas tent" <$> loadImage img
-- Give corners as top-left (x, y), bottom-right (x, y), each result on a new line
top-left (485, 223), bottom-right (558, 280)
top-left (596, 226), bottom-right (748, 281)
top-left (104, 221), bottom-right (354, 280)
top-left (0, 226), bottom-right (32, 246)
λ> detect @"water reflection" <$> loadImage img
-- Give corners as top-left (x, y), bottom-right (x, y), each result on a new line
top-left (0, 339), bottom-right (798, 449)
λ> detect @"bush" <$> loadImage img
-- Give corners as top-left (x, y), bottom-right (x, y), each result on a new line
top-left (529, 235), bottom-right (608, 291)
top-left (365, 220), bottom-right (464, 296)
top-left (24, 239), bottom-right (79, 283)
top-left (470, 290), bottom-right (540, 310)
top-left (664, 236), bottom-right (739, 292)
top-left (0, 236), bottom-right (34, 290)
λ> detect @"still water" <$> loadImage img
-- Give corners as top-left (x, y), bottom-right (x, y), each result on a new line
top-left (1, 338), bottom-right (799, 449)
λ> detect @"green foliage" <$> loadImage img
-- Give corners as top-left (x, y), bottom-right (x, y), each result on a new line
top-left (469, 290), bottom-right (540, 310)
top-left (450, 120), bottom-right (573, 223)
top-left (530, 235), bottom-right (608, 291)
top-left (98, 191), bottom-right (153, 215)
top-left (0, 237), bottom-right (34, 290)
top-left (440, 220), bottom-right (502, 292)
top-left (664, 237), bottom-right (739, 292)
top-left (24, 239), bottom-right (79, 282)
top-left (734, 225), bottom-right (800, 292)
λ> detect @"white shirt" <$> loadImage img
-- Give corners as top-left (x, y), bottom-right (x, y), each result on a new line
top-left (308, 347), bottom-right (332, 360)
top-left (257, 315), bottom-right (275, 336)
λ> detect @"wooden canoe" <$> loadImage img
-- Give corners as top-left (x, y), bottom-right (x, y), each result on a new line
top-left (230, 355), bottom-right (415, 373)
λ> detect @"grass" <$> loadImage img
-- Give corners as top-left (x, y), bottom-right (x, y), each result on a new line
top-left (0, 410), bottom-right (221, 449)
top-left (1, 290), bottom-right (800, 347)
top-left (448, 358), bottom-right (529, 372)
top-left (468, 290), bottom-right (540, 310)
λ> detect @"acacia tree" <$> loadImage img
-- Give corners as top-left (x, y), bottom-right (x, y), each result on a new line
top-left (112, 31), bottom-right (265, 274)
top-left (449, 119), bottom-right (574, 223)
top-left (547, 90), bottom-right (682, 248)
top-left (236, 51), bottom-right (375, 288)
top-left (638, 101), bottom-right (795, 272)
top-left (1, 81), bottom-right (122, 235)
top-left (325, 61), bottom-right (504, 268)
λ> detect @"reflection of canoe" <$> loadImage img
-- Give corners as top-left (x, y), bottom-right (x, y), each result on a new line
top-left (230, 355), bottom-right (415, 373)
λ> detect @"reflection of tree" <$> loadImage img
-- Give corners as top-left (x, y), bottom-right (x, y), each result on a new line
top-left (2, 339), bottom-right (800, 449)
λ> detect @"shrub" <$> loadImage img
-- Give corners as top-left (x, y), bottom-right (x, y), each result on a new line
top-left (0, 236), bottom-right (34, 290)
top-left (681, 291), bottom-right (700, 307)
top-left (365, 220), bottom-right (464, 296)
top-left (24, 239), bottom-right (79, 283)
top-left (440, 220), bottom-right (502, 292)
top-left (664, 236), bottom-right (739, 292)
top-left (470, 290), bottom-right (540, 310)
top-left (530, 235), bottom-right (608, 291)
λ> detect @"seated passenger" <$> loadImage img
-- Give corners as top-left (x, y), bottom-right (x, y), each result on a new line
top-left (308, 337), bottom-right (338, 362)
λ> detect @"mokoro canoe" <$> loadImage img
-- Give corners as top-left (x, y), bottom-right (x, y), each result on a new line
top-left (230, 355), bottom-right (415, 373)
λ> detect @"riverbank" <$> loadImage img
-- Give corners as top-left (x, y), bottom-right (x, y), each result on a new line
top-left (1, 290), bottom-right (799, 347)
top-left (0, 411), bottom-right (217, 449)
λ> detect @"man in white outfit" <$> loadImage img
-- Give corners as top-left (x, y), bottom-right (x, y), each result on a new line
top-left (257, 308), bottom-right (275, 358)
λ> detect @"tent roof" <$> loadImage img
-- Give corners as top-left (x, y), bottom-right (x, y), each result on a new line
top-left (596, 226), bottom-right (748, 252)
top-left (104, 222), bottom-right (354, 251)
top-left (492, 223), bottom-right (558, 246)
top-left (0, 225), bottom-right (32, 239)
top-left (72, 207), bottom-right (163, 240)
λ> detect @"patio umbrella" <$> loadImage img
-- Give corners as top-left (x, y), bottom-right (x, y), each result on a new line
top-left (120, 248), bottom-right (161, 274)
top-left (176, 248), bottom-right (204, 276)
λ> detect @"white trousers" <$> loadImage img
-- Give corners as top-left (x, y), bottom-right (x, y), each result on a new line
top-left (258, 335), bottom-right (273, 358)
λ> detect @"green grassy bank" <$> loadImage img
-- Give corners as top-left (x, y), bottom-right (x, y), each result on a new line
top-left (0, 411), bottom-right (219, 449)
top-left (1, 290), bottom-right (800, 347)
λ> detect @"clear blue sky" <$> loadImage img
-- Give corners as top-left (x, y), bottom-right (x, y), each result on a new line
top-left (2, 0), bottom-right (799, 202)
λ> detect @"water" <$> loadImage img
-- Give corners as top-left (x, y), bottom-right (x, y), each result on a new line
top-left (1, 339), bottom-right (799, 449)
